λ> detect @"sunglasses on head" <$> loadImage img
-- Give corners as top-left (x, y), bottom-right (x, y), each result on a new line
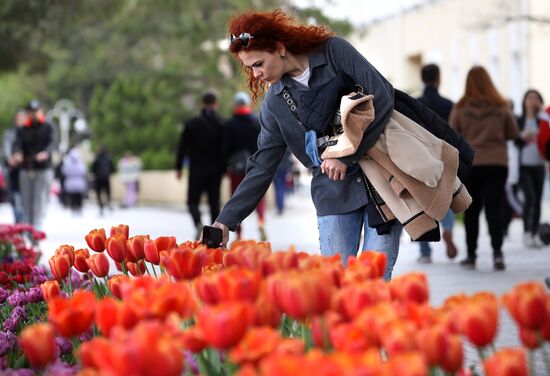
top-left (230, 33), bottom-right (254, 48)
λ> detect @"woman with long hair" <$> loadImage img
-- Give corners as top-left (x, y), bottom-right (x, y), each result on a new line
top-left (211, 9), bottom-right (402, 279)
top-left (451, 66), bottom-right (519, 270)
top-left (516, 89), bottom-right (546, 248)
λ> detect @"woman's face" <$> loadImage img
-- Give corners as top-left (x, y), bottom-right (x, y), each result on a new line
top-left (525, 92), bottom-right (543, 113)
top-left (238, 49), bottom-right (285, 84)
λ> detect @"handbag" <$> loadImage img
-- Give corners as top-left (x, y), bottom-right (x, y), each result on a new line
top-left (227, 149), bottom-right (251, 174)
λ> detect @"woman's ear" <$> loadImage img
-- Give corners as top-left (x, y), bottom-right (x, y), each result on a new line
top-left (275, 42), bottom-right (286, 58)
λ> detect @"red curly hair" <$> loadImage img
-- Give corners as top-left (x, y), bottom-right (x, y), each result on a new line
top-left (456, 66), bottom-right (508, 108)
top-left (228, 9), bottom-right (334, 102)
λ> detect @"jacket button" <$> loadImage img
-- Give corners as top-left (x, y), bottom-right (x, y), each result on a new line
top-left (356, 178), bottom-right (361, 183)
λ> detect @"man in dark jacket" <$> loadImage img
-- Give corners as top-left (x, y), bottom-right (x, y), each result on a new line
top-left (175, 92), bottom-right (224, 239)
top-left (223, 91), bottom-right (267, 241)
top-left (415, 64), bottom-right (458, 264)
top-left (92, 145), bottom-right (115, 215)
top-left (12, 100), bottom-right (55, 229)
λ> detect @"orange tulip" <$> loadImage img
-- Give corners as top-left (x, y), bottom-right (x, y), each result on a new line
top-left (390, 273), bottom-right (429, 304)
top-left (266, 270), bottom-right (334, 321)
top-left (127, 235), bottom-right (148, 261)
top-left (127, 260), bottom-right (147, 276)
top-left (48, 254), bottom-right (71, 280)
top-left (456, 292), bottom-right (499, 348)
top-left (381, 320), bottom-right (417, 356)
top-left (48, 290), bottom-right (96, 337)
top-left (85, 228), bottom-right (107, 252)
top-left (55, 244), bottom-right (75, 266)
top-left (95, 297), bottom-right (119, 336)
top-left (250, 291), bottom-right (282, 328)
top-left (387, 351), bottom-right (428, 376)
top-left (110, 224), bottom-right (129, 239)
top-left (73, 248), bottom-right (90, 273)
top-left (19, 323), bottom-right (56, 368)
top-left (144, 239), bottom-right (161, 265)
top-left (105, 234), bottom-right (128, 263)
top-left (161, 247), bottom-right (201, 280)
top-left (40, 280), bottom-right (61, 302)
top-left (518, 327), bottom-right (542, 349)
top-left (86, 252), bottom-right (110, 277)
top-left (198, 301), bottom-right (251, 349)
top-left (502, 281), bottom-right (548, 330)
top-left (483, 348), bottom-right (528, 376)
top-left (180, 326), bottom-right (207, 353)
top-left (347, 250), bottom-right (387, 279)
top-left (148, 281), bottom-right (197, 320)
top-left (194, 267), bottom-right (261, 304)
top-left (333, 280), bottom-right (391, 320)
top-left (229, 326), bottom-right (285, 365)
top-left (415, 324), bottom-right (463, 373)
top-left (330, 322), bottom-right (373, 353)
top-left (311, 311), bottom-right (343, 349)
top-left (107, 274), bottom-right (129, 299)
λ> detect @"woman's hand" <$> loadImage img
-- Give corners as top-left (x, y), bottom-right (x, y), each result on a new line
top-left (321, 159), bottom-right (347, 180)
top-left (210, 221), bottom-right (230, 248)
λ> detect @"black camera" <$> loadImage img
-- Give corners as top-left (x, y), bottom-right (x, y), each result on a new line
top-left (202, 225), bottom-right (223, 249)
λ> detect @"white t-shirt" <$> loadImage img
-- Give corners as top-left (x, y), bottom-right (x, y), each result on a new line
top-left (291, 67), bottom-right (310, 87)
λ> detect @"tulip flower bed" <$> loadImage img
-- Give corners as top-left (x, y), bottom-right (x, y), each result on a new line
top-left (2, 224), bottom-right (550, 375)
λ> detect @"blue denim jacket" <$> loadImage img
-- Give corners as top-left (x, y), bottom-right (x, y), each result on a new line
top-left (217, 36), bottom-right (394, 230)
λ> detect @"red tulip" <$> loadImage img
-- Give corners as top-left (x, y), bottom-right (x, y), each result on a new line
top-left (87, 253), bottom-right (110, 278)
top-left (127, 260), bottom-right (147, 277)
top-left (48, 254), bottom-right (71, 280)
top-left (381, 320), bottom-right (417, 356)
top-left (107, 274), bottom-right (129, 299)
top-left (40, 280), bottom-right (61, 302)
top-left (194, 267), bottom-right (261, 304)
top-left (197, 301), bottom-right (251, 349)
top-left (518, 327), bottom-right (542, 349)
top-left (502, 281), bottom-right (548, 330)
top-left (180, 326), bottom-right (207, 353)
top-left (105, 234), bottom-right (128, 263)
top-left (541, 296), bottom-right (550, 341)
top-left (110, 224), bottom-right (129, 239)
top-left (387, 351), bottom-right (428, 376)
top-left (161, 248), bottom-right (201, 280)
top-left (144, 239), bottom-right (160, 265)
top-left (346, 250), bottom-right (387, 280)
top-left (19, 323), bottom-right (56, 368)
top-left (55, 245), bottom-right (75, 266)
top-left (127, 235), bottom-right (148, 260)
top-left (416, 324), bottom-right (464, 373)
top-left (229, 326), bottom-right (291, 365)
top-left (95, 297), bottom-right (119, 336)
top-left (48, 290), bottom-right (96, 337)
top-left (73, 248), bottom-right (90, 273)
top-left (333, 280), bottom-right (391, 320)
top-left (456, 292), bottom-right (499, 348)
top-left (390, 273), bottom-right (429, 304)
top-left (330, 322), bottom-right (373, 353)
top-left (265, 270), bottom-right (334, 321)
top-left (85, 228), bottom-right (107, 252)
top-left (483, 348), bottom-right (528, 376)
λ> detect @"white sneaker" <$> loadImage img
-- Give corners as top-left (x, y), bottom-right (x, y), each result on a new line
top-left (533, 234), bottom-right (544, 248)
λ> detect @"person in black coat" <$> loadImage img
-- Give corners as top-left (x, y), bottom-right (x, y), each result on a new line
top-left (175, 92), bottom-right (224, 239)
top-left (415, 64), bottom-right (458, 264)
top-left (92, 145), bottom-right (116, 215)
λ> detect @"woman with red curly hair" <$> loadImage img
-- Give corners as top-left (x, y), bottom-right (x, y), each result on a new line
top-left (213, 9), bottom-right (402, 279)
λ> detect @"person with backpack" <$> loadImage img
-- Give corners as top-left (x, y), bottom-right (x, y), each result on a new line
top-left (223, 91), bottom-right (267, 241)
top-left (175, 92), bottom-right (224, 240)
top-left (91, 145), bottom-right (115, 215)
top-left (516, 89), bottom-right (547, 248)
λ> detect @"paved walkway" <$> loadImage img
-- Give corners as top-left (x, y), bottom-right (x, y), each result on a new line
top-left (2, 186), bottom-right (549, 370)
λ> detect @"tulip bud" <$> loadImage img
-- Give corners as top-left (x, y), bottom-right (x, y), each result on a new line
top-left (55, 245), bottom-right (75, 267)
top-left (48, 254), bottom-right (71, 280)
top-left (40, 280), bottom-right (61, 302)
top-left (87, 253), bottom-right (110, 278)
top-left (127, 235), bottom-right (148, 260)
top-left (85, 228), bottom-right (107, 252)
top-left (502, 282), bottom-right (548, 330)
top-left (483, 348), bottom-right (528, 376)
top-left (74, 248), bottom-right (90, 273)
top-left (19, 323), bottom-right (56, 368)
top-left (106, 234), bottom-right (128, 263)
top-left (110, 224), bottom-right (129, 239)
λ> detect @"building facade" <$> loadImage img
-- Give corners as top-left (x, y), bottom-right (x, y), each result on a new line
top-left (351, 0), bottom-right (550, 110)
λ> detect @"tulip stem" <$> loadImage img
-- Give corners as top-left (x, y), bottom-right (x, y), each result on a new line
top-left (477, 347), bottom-right (486, 361)
top-left (538, 335), bottom-right (550, 374)
top-left (120, 261), bottom-right (128, 276)
top-left (103, 277), bottom-right (111, 296)
top-left (66, 273), bottom-right (73, 296)
top-left (143, 261), bottom-right (152, 276)
top-left (151, 263), bottom-right (158, 278)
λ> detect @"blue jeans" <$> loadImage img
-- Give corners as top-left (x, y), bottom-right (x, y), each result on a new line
top-left (317, 205), bottom-right (402, 280)
top-left (419, 209), bottom-right (455, 257)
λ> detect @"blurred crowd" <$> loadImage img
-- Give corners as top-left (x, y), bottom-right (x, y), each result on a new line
top-left (2, 65), bottom-right (550, 267)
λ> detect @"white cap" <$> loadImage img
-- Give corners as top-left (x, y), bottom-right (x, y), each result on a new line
top-left (233, 91), bottom-right (251, 106)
